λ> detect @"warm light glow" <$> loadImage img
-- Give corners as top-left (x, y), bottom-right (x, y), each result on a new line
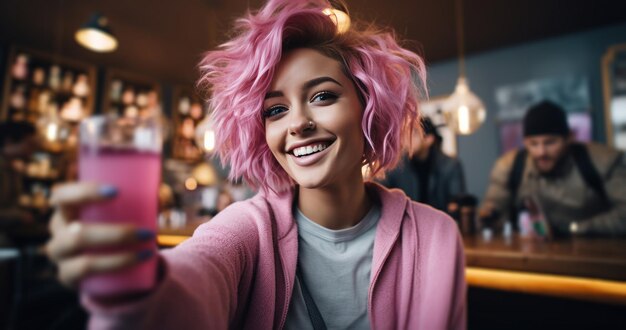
top-left (46, 123), bottom-right (59, 141)
top-left (60, 97), bottom-right (85, 122)
top-left (447, 0), bottom-right (486, 136)
top-left (184, 177), bottom-right (198, 191)
top-left (203, 130), bottom-right (215, 152)
top-left (361, 164), bottom-right (371, 179)
top-left (458, 105), bottom-right (470, 134)
top-left (38, 104), bottom-right (71, 149)
top-left (323, 8), bottom-right (351, 33)
top-left (157, 235), bottom-right (189, 247)
top-left (192, 162), bottom-right (217, 186)
top-left (466, 267), bottom-right (626, 305)
top-left (75, 29), bottom-right (118, 52)
top-left (195, 116), bottom-right (216, 154)
top-left (443, 77), bottom-right (486, 135)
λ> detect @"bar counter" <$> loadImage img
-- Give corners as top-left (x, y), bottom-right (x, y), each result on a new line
top-left (157, 232), bottom-right (626, 305)
top-left (464, 235), bottom-right (626, 305)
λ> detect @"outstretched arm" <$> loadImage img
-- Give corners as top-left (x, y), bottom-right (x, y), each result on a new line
top-left (480, 153), bottom-right (516, 224)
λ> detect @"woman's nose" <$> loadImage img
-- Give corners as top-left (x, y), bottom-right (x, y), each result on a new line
top-left (288, 109), bottom-right (316, 136)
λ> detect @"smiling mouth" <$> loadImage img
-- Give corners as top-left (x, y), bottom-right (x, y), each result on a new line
top-left (290, 140), bottom-right (335, 157)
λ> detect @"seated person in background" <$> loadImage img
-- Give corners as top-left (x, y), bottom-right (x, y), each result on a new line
top-left (481, 100), bottom-right (626, 236)
top-left (0, 121), bottom-right (38, 245)
top-left (382, 117), bottom-right (466, 212)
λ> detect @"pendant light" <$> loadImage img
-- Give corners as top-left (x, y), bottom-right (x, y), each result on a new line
top-left (443, 0), bottom-right (486, 135)
top-left (75, 13), bottom-right (118, 53)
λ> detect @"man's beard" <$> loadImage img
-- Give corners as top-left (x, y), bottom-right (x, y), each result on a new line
top-left (534, 153), bottom-right (569, 177)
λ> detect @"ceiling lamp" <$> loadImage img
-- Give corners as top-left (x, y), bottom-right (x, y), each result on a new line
top-left (443, 0), bottom-right (486, 135)
top-left (75, 13), bottom-right (118, 53)
top-left (323, 1), bottom-right (350, 33)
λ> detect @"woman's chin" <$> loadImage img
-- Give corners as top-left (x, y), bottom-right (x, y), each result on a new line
top-left (294, 176), bottom-right (332, 191)
top-left (296, 180), bottom-right (325, 190)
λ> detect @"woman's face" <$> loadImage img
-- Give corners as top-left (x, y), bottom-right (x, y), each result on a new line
top-left (264, 48), bottom-right (365, 190)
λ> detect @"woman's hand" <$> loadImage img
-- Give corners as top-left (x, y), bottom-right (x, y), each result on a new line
top-left (45, 182), bottom-right (155, 289)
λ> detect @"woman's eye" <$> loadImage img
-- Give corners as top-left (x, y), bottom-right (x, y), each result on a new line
top-left (263, 105), bottom-right (288, 118)
top-left (310, 91), bottom-right (338, 103)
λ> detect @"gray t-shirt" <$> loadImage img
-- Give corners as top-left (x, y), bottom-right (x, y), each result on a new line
top-left (284, 203), bottom-right (381, 330)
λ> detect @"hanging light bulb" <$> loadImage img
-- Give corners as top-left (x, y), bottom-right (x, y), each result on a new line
top-left (444, 0), bottom-right (486, 135)
top-left (444, 77), bottom-right (486, 135)
top-left (323, 1), bottom-right (351, 33)
top-left (195, 114), bottom-right (216, 154)
top-left (75, 13), bottom-right (118, 53)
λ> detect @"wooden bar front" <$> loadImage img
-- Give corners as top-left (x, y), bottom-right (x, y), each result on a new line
top-left (464, 236), bottom-right (626, 305)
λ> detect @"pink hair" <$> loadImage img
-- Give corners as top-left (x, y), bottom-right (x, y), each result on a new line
top-left (198, 0), bottom-right (427, 193)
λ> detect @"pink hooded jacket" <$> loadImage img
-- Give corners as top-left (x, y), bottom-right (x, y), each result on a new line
top-left (83, 182), bottom-right (466, 329)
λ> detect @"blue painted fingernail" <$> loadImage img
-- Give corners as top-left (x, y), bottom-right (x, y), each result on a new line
top-left (135, 229), bottom-right (155, 241)
top-left (98, 185), bottom-right (118, 198)
top-left (136, 249), bottom-right (154, 261)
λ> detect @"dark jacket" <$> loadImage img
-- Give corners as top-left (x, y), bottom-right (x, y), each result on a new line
top-left (382, 149), bottom-right (466, 211)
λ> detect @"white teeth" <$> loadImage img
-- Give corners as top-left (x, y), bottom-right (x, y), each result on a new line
top-left (292, 143), bottom-right (328, 157)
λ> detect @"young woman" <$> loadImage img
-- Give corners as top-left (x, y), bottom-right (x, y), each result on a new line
top-left (45, 1), bottom-right (466, 328)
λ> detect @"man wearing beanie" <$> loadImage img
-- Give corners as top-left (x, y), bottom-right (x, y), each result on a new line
top-left (481, 100), bottom-right (626, 236)
top-left (382, 117), bottom-right (466, 212)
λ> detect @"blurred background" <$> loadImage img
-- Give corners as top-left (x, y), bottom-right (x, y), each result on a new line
top-left (3, 0), bottom-right (626, 202)
top-left (1, 0), bottom-right (626, 329)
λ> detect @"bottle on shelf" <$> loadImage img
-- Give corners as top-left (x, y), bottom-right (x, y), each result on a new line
top-left (33, 67), bottom-right (46, 86)
top-left (11, 54), bottom-right (29, 80)
top-left (48, 65), bottom-right (61, 90)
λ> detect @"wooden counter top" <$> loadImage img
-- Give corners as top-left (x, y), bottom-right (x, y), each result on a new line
top-left (464, 235), bottom-right (626, 305)
top-left (157, 234), bottom-right (190, 247)
top-left (464, 236), bottom-right (626, 282)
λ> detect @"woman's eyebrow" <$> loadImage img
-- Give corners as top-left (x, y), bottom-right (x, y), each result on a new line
top-left (264, 76), bottom-right (342, 100)
top-left (303, 76), bottom-right (342, 91)
top-left (264, 91), bottom-right (283, 100)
